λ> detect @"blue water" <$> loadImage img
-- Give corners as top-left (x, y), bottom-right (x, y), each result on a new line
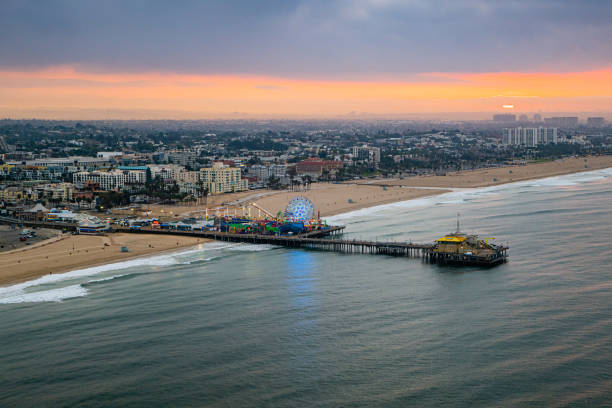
top-left (1, 169), bottom-right (611, 407)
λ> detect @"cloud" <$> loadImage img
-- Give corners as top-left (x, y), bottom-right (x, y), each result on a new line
top-left (0, 0), bottom-right (610, 78)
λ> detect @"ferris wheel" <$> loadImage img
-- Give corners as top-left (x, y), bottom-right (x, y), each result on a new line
top-left (285, 196), bottom-right (315, 221)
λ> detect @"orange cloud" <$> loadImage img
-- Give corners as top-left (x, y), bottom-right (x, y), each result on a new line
top-left (1, 66), bottom-right (611, 118)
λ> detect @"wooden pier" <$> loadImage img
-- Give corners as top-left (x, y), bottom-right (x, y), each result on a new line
top-left (0, 216), bottom-right (507, 266)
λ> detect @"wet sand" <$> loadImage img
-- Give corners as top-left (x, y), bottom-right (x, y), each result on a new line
top-left (0, 233), bottom-right (208, 286)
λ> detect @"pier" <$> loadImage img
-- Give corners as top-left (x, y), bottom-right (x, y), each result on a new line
top-left (0, 216), bottom-right (507, 266)
top-left (114, 225), bottom-right (433, 258)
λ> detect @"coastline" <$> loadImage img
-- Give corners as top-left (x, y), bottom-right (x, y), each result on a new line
top-left (0, 233), bottom-right (209, 287)
top-left (1, 155), bottom-right (611, 288)
top-left (356, 155), bottom-right (612, 189)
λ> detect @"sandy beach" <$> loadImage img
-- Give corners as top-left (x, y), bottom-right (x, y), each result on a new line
top-left (358, 155), bottom-right (612, 189)
top-left (2, 155), bottom-right (611, 287)
top-left (254, 184), bottom-right (449, 217)
top-left (0, 233), bottom-right (208, 286)
top-left (125, 155), bottom-right (612, 221)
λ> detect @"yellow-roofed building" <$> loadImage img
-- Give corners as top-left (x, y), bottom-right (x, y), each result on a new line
top-left (434, 234), bottom-right (471, 254)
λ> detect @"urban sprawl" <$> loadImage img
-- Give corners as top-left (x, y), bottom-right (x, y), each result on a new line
top-left (1, 115), bottom-right (610, 219)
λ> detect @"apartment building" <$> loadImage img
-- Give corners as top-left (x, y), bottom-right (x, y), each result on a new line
top-left (199, 162), bottom-right (248, 194)
top-left (73, 169), bottom-right (146, 191)
top-left (502, 127), bottom-right (558, 146)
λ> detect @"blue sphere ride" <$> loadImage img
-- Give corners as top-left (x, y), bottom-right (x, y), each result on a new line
top-left (285, 196), bottom-right (315, 221)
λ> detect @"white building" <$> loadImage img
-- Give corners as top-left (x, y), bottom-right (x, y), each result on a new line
top-left (9, 156), bottom-right (111, 169)
top-left (97, 152), bottom-right (123, 159)
top-left (502, 127), bottom-right (557, 146)
top-left (148, 164), bottom-right (185, 180)
top-left (247, 164), bottom-right (287, 182)
top-left (73, 169), bottom-right (146, 191)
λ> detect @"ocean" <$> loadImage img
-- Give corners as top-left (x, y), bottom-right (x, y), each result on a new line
top-left (1, 168), bottom-right (611, 407)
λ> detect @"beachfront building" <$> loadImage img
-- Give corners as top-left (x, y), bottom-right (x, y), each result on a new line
top-left (35, 183), bottom-right (74, 203)
top-left (199, 162), bottom-right (248, 194)
top-left (295, 158), bottom-right (343, 179)
top-left (247, 164), bottom-right (288, 182)
top-left (0, 186), bottom-right (35, 203)
top-left (20, 202), bottom-right (50, 221)
top-left (73, 169), bottom-right (146, 191)
top-left (502, 127), bottom-right (558, 146)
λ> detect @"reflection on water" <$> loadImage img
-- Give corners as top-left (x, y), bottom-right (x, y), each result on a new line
top-left (1, 168), bottom-right (611, 406)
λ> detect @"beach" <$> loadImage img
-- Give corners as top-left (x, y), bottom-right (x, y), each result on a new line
top-left (0, 233), bottom-right (208, 286)
top-left (2, 155), bottom-right (611, 287)
top-left (254, 184), bottom-right (450, 217)
top-left (358, 155), bottom-right (612, 188)
top-left (127, 155), bottom-right (612, 220)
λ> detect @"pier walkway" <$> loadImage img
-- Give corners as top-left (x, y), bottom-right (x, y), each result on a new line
top-left (0, 216), bottom-right (509, 265)
top-left (116, 225), bottom-right (433, 258)
top-left (0, 216), bottom-right (433, 259)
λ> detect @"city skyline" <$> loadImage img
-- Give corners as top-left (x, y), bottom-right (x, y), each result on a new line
top-left (1, 0), bottom-right (611, 119)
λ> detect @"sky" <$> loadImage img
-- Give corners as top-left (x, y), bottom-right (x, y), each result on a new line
top-left (1, 0), bottom-right (611, 119)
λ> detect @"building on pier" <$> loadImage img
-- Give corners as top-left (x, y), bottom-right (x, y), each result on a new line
top-left (430, 216), bottom-right (507, 266)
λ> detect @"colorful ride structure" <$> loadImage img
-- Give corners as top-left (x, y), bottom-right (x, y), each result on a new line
top-left (217, 196), bottom-right (328, 236)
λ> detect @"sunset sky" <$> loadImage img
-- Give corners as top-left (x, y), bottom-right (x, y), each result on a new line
top-left (1, 0), bottom-right (611, 119)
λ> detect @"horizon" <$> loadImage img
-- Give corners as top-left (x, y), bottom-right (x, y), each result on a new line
top-left (1, 1), bottom-right (611, 119)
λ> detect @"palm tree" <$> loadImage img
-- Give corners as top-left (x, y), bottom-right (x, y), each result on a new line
top-left (202, 186), bottom-right (209, 205)
top-left (303, 175), bottom-right (312, 190)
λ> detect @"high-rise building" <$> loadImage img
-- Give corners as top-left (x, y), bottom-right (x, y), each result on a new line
top-left (587, 117), bottom-right (605, 127)
top-left (519, 114), bottom-right (529, 122)
top-left (502, 127), bottom-right (557, 146)
top-left (544, 117), bottom-right (578, 127)
top-left (533, 113), bottom-right (542, 123)
top-left (493, 114), bottom-right (517, 123)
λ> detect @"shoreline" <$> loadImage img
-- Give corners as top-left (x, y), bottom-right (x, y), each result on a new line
top-left (356, 155), bottom-right (612, 189)
top-left (327, 165), bottom-right (612, 221)
top-left (2, 157), bottom-right (611, 289)
top-left (0, 233), bottom-right (209, 287)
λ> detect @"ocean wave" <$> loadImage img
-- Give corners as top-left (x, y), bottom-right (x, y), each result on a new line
top-left (0, 284), bottom-right (88, 304)
top-left (226, 243), bottom-right (278, 252)
top-left (325, 166), bottom-right (612, 223)
top-left (325, 196), bottom-right (438, 223)
top-left (87, 274), bottom-right (129, 284)
top-left (0, 241), bottom-right (229, 304)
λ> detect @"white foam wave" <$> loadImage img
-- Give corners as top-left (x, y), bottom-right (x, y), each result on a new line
top-left (87, 274), bottom-right (127, 283)
top-left (226, 243), bottom-right (277, 252)
top-left (326, 196), bottom-right (437, 224)
top-left (325, 166), bottom-right (612, 223)
top-left (0, 284), bottom-right (88, 304)
top-left (0, 241), bottom-right (232, 304)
